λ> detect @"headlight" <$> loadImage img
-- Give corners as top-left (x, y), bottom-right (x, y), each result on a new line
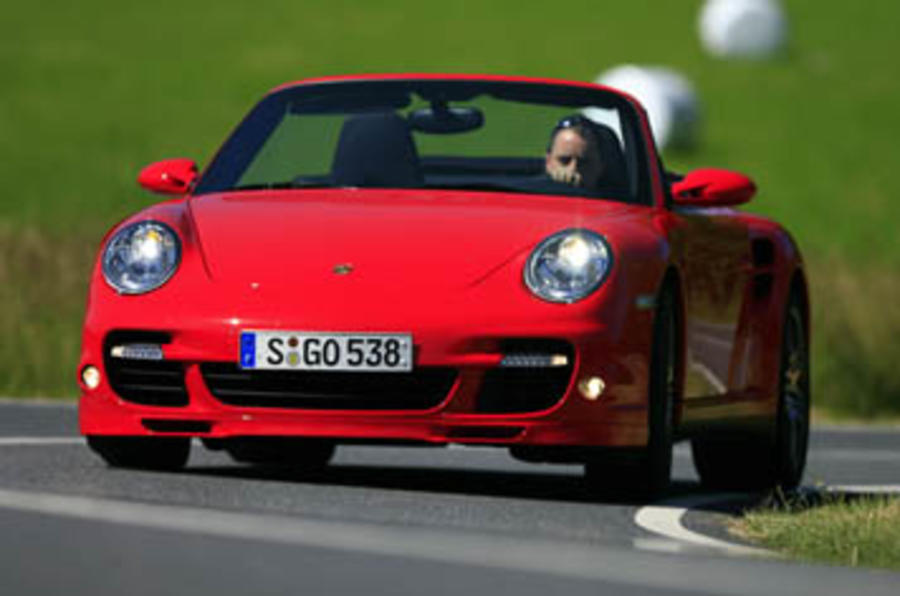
top-left (524, 229), bottom-right (612, 303)
top-left (102, 221), bottom-right (181, 294)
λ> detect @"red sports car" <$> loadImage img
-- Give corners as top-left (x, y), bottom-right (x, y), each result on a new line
top-left (78, 74), bottom-right (810, 496)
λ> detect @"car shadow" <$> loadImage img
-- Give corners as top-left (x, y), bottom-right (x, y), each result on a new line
top-left (183, 459), bottom-right (719, 508)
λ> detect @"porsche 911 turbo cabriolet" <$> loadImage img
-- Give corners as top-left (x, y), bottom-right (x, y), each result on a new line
top-left (78, 74), bottom-right (810, 497)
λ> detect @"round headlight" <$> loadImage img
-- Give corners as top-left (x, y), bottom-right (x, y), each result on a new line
top-left (524, 229), bottom-right (612, 303)
top-left (102, 221), bottom-right (181, 294)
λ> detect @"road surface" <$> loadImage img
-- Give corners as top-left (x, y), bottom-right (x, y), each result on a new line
top-left (0, 400), bottom-right (897, 595)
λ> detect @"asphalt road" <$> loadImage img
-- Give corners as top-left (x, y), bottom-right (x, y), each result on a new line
top-left (1, 400), bottom-right (898, 596)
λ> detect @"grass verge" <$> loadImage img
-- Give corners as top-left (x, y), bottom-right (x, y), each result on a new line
top-left (809, 260), bottom-right (900, 418)
top-left (733, 492), bottom-right (900, 570)
top-left (0, 225), bottom-right (96, 398)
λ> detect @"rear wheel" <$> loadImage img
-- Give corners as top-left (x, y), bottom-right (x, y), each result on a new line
top-left (773, 295), bottom-right (811, 488)
top-left (87, 436), bottom-right (190, 471)
top-left (585, 283), bottom-right (678, 499)
top-left (691, 289), bottom-right (809, 490)
top-left (224, 437), bottom-right (335, 471)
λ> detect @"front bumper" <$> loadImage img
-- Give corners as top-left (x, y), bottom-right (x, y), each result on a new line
top-left (79, 320), bottom-right (653, 448)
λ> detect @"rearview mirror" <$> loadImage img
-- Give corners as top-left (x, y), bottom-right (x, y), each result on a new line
top-left (671, 168), bottom-right (756, 207)
top-left (138, 159), bottom-right (198, 195)
top-left (408, 103), bottom-right (484, 134)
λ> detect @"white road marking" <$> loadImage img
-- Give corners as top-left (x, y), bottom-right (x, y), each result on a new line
top-left (0, 437), bottom-right (83, 446)
top-left (827, 484), bottom-right (900, 494)
top-left (633, 494), bottom-right (773, 557)
top-left (675, 446), bottom-right (898, 462)
top-left (0, 397), bottom-right (76, 407)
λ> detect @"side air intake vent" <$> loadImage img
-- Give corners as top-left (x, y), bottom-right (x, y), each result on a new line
top-left (751, 238), bottom-right (776, 268)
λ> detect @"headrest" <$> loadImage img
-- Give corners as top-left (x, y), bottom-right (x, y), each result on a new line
top-left (331, 113), bottom-right (424, 188)
top-left (589, 123), bottom-right (629, 192)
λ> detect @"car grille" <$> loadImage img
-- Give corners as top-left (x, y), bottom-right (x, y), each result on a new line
top-left (200, 363), bottom-right (457, 410)
top-left (104, 331), bottom-right (188, 406)
top-left (475, 339), bottom-right (575, 413)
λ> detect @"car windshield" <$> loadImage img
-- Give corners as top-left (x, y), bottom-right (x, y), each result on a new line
top-left (195, 79), bottom-right (652, 205)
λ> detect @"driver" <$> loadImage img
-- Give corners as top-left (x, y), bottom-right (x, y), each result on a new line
top-left (544, 115), bottom-right (604, 189)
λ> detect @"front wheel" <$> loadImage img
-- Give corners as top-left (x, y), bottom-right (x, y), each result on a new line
top-left (585, 283), bottom-right (678, 499)
top-left (86, 436), bottom-right (190, 471)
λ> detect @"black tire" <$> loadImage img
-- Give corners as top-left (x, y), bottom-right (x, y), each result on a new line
top-left (691, 289), bottom-right (810, 491)
top-left (585, 283), bottom-right (678, 499)
top-left (87, 436), bottom-right (190, 471)
top-left (224, 437), bottom-right (335, 470)
top-left (772, 293), bottom-right (811, 488)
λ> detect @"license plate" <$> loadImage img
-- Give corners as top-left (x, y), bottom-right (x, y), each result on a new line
top-left (239, 331), bottom-right (413, 372)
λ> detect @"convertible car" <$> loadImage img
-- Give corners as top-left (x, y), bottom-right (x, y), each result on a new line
top-left (78, 74), bottom-right (810, 496)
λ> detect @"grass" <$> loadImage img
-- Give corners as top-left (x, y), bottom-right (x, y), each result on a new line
top-left (1, 0), bottom-right (899, 413)
top-left (809, 261), bottom-right (900, 418)
top-left (734, 492), bottom-right (900, 570)
top-left (0, 226), bottom-right (95, 397)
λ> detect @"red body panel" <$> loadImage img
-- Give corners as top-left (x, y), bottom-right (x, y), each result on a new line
top-left (78, 74), bottom-right (805, 451)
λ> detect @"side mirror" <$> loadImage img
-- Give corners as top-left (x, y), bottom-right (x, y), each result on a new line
top-left (671, 168), bottom-right (756, 207)
top-left (137, 159), bottom-right (198, 195)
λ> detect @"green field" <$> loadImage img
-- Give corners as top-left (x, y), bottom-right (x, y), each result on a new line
top-left (2, 0), bottom-right (899, 415)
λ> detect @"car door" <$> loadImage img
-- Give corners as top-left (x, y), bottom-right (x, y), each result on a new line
top-left (672, 207), bottom-right (753, 405)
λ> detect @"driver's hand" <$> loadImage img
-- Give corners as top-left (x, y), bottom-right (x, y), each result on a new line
top-left (547, 163), bottom-right (582, 187)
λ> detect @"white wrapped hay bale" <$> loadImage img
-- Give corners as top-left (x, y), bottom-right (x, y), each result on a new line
top-left (591, 65), bottom-right (700, 151)
top-left (699, 0), bottom-right (788, 59)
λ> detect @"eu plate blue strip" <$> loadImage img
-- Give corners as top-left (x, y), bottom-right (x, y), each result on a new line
top-left (240, 332), bottom-right (256, 368)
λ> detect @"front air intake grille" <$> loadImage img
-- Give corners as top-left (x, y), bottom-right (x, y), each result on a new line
top-left (200, 363), bottom-right (457, 410)
top-left (476, 339), bottom-right (575, 413)
top-left (103, 331), bottom-right (188, 406)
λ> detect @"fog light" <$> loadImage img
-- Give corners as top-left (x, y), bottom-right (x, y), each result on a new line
top-left (81, 366), bottom-right (101, 390)
top-left (578, 376), bottom-right (605, 400)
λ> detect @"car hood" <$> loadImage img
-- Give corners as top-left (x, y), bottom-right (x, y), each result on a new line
top-left (188, 188), bottom-right (639, 295)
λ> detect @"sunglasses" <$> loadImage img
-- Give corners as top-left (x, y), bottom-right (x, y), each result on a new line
top-left (550, 114), bottom-right (594, 137)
